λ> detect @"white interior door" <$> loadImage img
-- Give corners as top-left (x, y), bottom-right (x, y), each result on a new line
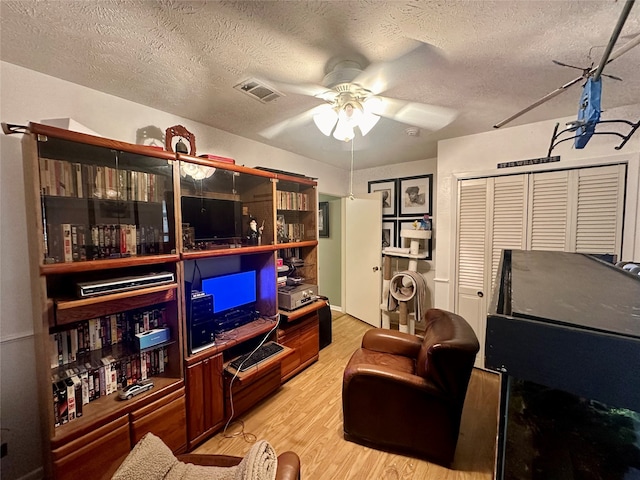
top-left (344, 194), bottom-right (382, 327)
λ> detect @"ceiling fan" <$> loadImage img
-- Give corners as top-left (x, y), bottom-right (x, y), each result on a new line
top-left (258, 42), bottom-right (458, 142)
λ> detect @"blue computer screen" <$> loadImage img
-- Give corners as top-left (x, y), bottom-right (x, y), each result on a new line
top-left (201, 270), bottom-right (257, 314)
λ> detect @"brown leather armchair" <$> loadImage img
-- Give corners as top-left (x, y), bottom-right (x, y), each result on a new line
top-left (177, 451), bottom-right (301, 480)
top-left (342, 308), bottom-right (479, 467)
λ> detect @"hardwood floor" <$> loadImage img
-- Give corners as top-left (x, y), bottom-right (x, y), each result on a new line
top-left (194, 313), bottom-right (500, 479)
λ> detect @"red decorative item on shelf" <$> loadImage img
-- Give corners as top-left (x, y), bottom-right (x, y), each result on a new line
top-left (198, 154), bottom-right (235, 164)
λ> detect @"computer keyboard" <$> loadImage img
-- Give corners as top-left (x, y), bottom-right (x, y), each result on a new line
top-left (229, 342), bottom-right (284, 372)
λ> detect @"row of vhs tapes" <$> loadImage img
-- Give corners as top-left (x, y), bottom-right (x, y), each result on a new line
top-left (45, 222), bottom-right (164, 264)
top-left (50, 307), bottom-right (166, 368)
top-left (39, 158), bottom-right (168, 203)
top-left (52, 347), bottom-right (167, 427)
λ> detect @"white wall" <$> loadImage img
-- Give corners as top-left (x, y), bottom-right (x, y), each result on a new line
top-left (318, 194), bottom-right (342, 308)
top-left (435, 104), bottom-right (640, 311)
top-left (0, 61), bottom-right (349, 480)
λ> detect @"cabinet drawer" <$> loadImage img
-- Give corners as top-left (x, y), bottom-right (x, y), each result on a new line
top-left (278, 313), bottom-right (319, 380)
top-left (130, 390), bottom-right (187, 453)
top-left (225, 362), bottom-right (281, 419)
top-left (52, 415), bottom-right (130, 480)
top-left (298, 322), bottom-right (319, 364)
top-left (279, 344), bottom-right (301, 379)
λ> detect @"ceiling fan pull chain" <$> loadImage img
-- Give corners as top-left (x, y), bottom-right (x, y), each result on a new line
top-left (349, 137), bottom-right (355, 200)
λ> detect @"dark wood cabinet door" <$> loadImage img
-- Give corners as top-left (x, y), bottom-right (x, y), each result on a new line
top-left (52, 416), bottom-right (130, 480)
top-left (186, 353), bottom-right (224, 446)
top-left (204, 354), bottom-right (225, 431)
top-left (187, 361), bottom-right (206, 442)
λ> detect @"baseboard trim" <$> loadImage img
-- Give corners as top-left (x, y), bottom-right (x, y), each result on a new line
top-left (16, 467), bottom-right (44, 480)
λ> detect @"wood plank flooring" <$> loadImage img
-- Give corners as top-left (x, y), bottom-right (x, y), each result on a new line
top-left (194, 313), bottom-right (500, 479)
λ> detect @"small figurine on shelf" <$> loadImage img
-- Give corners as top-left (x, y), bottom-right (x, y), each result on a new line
top-left (412, 214), bottom-right (432, 231)
top-left (247, 217), bottom-right (265, 245)
top-left (420, 214), bottom-right (432, 231)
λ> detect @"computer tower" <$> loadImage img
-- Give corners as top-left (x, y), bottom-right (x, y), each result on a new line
top-left (185, 281), bottom-right (216, 353)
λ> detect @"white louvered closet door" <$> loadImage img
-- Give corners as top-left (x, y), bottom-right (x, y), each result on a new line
top-left (573, 164), bottom-right (625, 257)
top-left (456, 164), bottom-right (625, 369)
top-left (488, 175), bottom-right (528, 294)
top-left (528, 170), bottom-right (571, 251)
top-left (527, 164), bottom-right (625, 257)
top-left (456, 178), bottom-right (489, 368)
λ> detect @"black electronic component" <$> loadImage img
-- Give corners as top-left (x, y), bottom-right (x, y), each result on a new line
top-left (229, 342), bottom-right (284, 372)
top-left (186, 284), bottom-right (216, 353)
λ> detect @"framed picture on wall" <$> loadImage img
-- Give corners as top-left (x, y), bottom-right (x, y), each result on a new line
top-left (399, 174), bottom-right (433, 216)
top-left (368, 179), bottom-right (397, 217)
top-left (318, 201), bottom-right (329, 238)
top-left (382, 221), bottom-right (396, 249)
top-left (398, 219), bottom-right (432, 260)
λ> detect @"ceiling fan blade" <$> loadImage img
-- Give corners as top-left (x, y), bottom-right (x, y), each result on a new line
top-left (259, 104), bottom-right (329, 139)
top-left (352, 42), bottom-right (443, 95)
top-left (372, 97), bottom-right (458, 131)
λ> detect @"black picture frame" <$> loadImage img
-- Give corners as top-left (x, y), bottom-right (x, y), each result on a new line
top-left (368, 179), bottom-right (397, 217)
top-left (398, 174), bottom-right (433, 217)
top-left (382, 220), bottom-right (396, 249)
top-left (318, 202), bottom-right (329, 238)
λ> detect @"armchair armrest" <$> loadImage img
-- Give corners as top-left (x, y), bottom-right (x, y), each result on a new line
top-left (274, 451), bottom-right (301, 480)
top-left (361, 329), bottom-right (422, 358)
top-left (176, 452), bottom-right (300, 480)
top-left (176, 453), bottom-right (240, 467)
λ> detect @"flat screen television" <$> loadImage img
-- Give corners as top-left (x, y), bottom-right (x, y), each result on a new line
top-left (181, 196), bottom-right (242, 242)
top-left (201, 270), bottom-right (257, 316)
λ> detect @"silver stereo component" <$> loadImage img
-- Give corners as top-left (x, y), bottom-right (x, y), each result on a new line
top-left (76, 272), bottom-right (175, 298)
top-left (277, 283), bottom-right (318, 311)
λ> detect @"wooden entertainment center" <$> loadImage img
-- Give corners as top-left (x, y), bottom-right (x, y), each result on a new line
top-left (19, 123), bottom-right (324, 479)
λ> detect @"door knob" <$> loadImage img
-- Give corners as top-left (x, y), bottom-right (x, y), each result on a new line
top-left (373, 266), bottom-right (380, 272)
top-left (477, 291), bottom-right (484, 298)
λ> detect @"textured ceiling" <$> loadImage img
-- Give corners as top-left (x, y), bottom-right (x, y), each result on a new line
top-left (1, 1), bottom-right (639, 170)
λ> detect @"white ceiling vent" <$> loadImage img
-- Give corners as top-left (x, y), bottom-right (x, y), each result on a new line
top-left (234, 79), bottom-right (283, 103)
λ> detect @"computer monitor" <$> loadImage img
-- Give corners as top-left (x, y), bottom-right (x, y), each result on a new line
top-left (201, 270), bottom-right (257, 316)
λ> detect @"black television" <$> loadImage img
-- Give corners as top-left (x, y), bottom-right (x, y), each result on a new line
top-left (181, 196), bottom-right (242, 242)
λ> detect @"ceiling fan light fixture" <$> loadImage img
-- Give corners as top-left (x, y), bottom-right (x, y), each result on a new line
top-left (312, 108), bottom-right (338, 136)
top-left (333, 118), bottom-right (355, 142)
top-left (363, 96), bottom-right (384, 115)
top-left (338, 102), bottom-right (363, 127)
top-left (358, 112), bottom-right (380, 136)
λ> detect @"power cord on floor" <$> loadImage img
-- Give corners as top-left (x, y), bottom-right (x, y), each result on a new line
top-left (222, 314), bottom-right (280, 443)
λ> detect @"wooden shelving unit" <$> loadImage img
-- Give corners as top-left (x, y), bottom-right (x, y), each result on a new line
top-left (19, 122), bottom-right (321, 476)
top-left (21, 123), bottom-right (186, 480)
